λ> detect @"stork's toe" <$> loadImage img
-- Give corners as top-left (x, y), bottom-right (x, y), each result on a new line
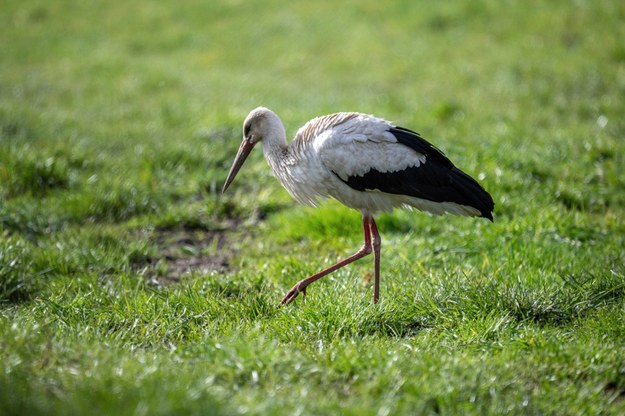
top-left (280, 283), bottom-right (307, 305)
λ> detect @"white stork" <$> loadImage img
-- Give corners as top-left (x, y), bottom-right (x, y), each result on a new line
top-left (222, 107), bottom-right (494, 305)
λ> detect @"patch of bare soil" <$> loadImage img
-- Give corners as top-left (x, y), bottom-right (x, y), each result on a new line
top-left (132, 225), bottom-right (232, 286)
top-left (604, 381), bottom-right (625, 403)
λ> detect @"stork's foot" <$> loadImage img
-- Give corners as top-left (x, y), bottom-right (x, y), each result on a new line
top-left (280, 283), bottom-right (307, 305)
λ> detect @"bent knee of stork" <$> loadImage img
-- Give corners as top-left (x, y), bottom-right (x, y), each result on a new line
top-left (360, 244), bottom-right (373, 255)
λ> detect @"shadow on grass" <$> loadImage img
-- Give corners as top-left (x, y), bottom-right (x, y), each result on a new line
top-left (355, 310), bottom-right (434, 338)
top-left (461, 266), bottom-right (625, 327)
top-left (270, 266), bottom-right (625, 343)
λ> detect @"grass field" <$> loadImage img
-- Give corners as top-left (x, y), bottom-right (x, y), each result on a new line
top-left (2, 0), bottom-right (625, 414)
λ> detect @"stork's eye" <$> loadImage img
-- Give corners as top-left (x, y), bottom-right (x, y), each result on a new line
top-left (244, 123), bottom-right (251, 138)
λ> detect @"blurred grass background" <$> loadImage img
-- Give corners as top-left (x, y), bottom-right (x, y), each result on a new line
top-left (2, 0), bottom-right (625, 414)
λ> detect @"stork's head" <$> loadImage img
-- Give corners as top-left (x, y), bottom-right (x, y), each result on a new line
top-left (222, 107), bottom-right (284, 193)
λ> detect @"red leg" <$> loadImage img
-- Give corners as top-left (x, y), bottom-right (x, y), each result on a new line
top-left (369, 217), bottom-right (381, 304)
top-left (281, 215), bottom-right (374, 305)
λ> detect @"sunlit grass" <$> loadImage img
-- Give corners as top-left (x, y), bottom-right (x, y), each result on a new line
top-left (2, 0), bottom-right (625, 414)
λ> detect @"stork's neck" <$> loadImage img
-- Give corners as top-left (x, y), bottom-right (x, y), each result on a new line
top-left (261, 127), bottom-right (291, 174)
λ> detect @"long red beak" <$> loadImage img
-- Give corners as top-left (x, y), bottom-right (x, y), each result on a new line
top-left (222, 139), bottom-right (255, 193)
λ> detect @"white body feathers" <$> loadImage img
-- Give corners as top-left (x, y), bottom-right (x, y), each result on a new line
top-left (260, 109), bottom-right (480, 217)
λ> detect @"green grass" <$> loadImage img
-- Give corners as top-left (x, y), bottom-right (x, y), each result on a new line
top-left (2, 0), bottom-right (625, 414)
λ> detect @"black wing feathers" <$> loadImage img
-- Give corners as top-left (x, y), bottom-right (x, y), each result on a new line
top-left (390, 126), bottom-right (453, 168)
top-left (335, 126), bottom-right (494, 220)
